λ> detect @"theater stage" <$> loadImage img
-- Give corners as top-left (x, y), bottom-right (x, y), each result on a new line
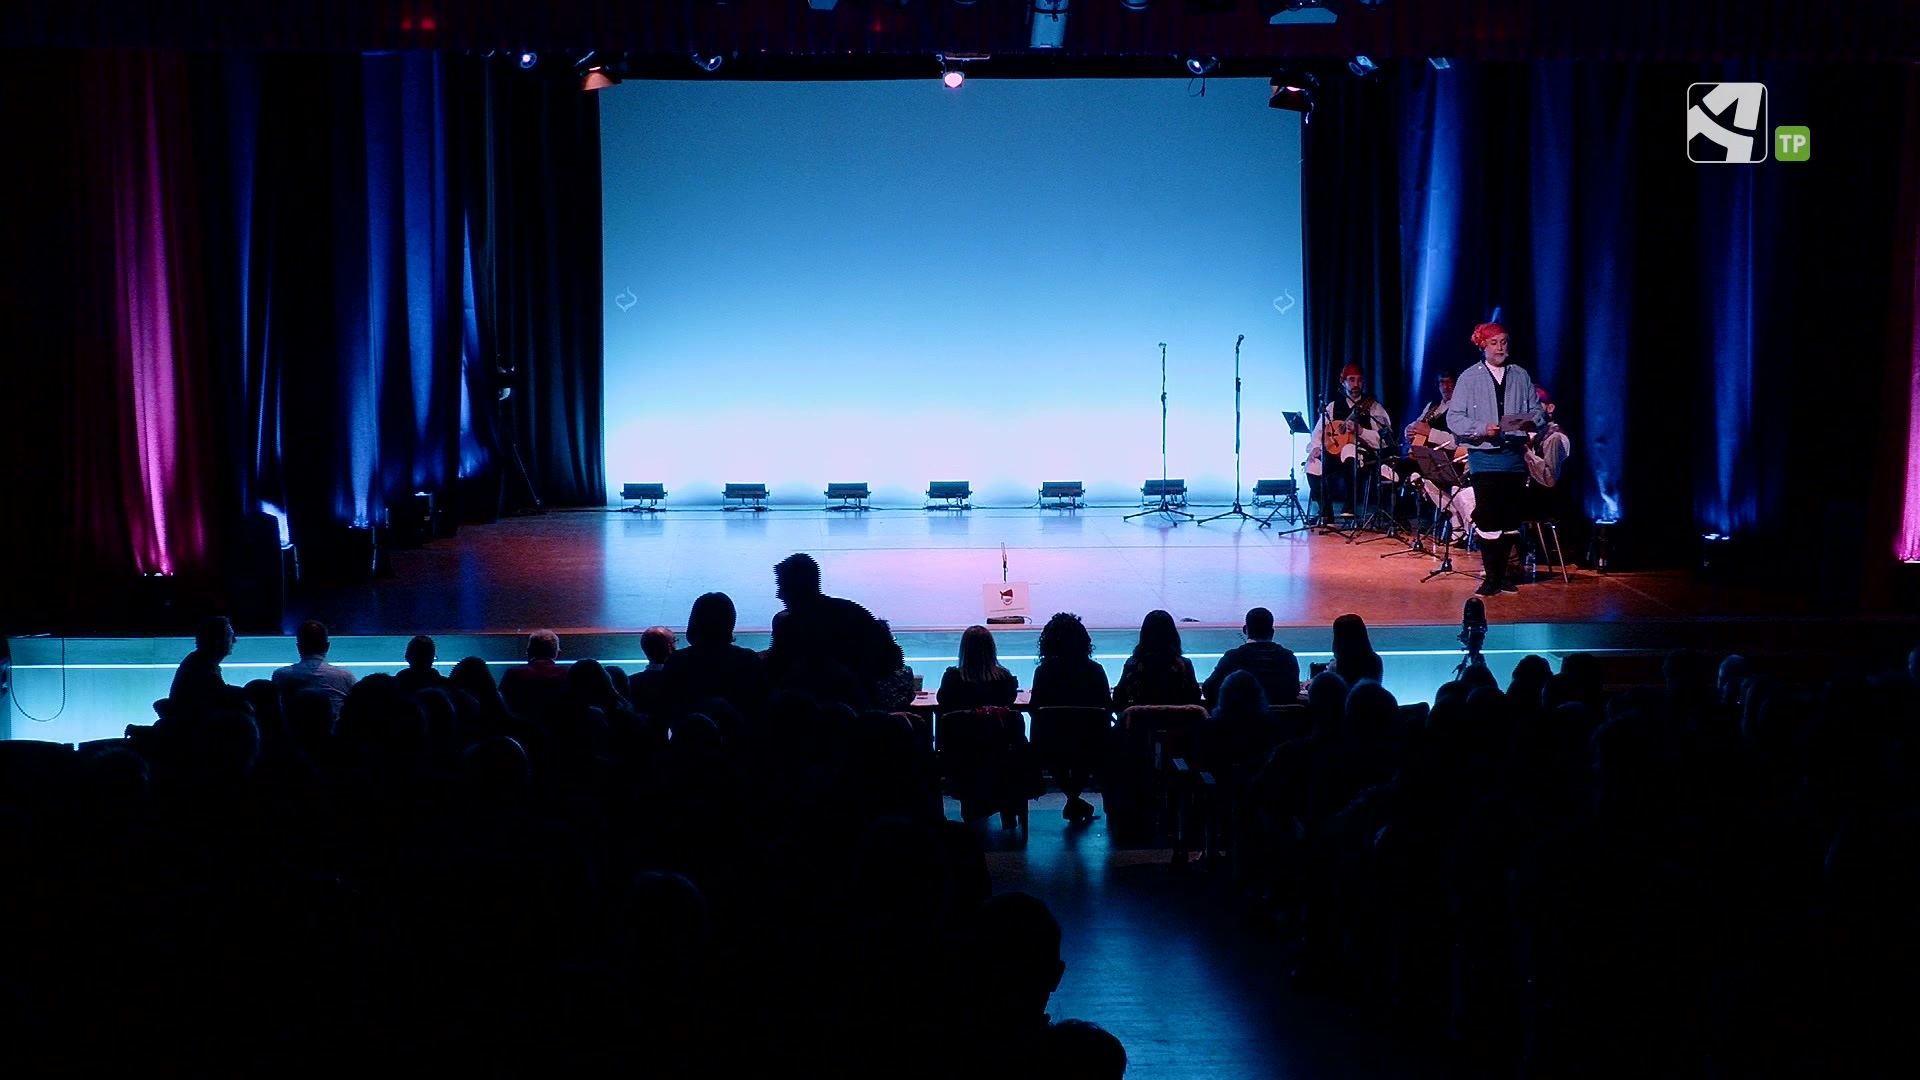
top-left (9, 507), bottom-right (1909, 747)
top-left (290, 506), bottom-right (1825, 635)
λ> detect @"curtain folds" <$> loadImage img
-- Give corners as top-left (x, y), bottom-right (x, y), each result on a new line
top-left (1, 51), bottom-right (604, 632)
top-left (1301, 60), bottom-right (1913, 582)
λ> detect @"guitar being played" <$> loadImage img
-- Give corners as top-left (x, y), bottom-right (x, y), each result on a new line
top-left (1306, 363), bottom-right (1394, 520)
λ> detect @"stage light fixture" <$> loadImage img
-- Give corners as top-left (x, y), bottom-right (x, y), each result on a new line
top-left (825, 483), bottom-right (871, 511)
top-left (1268, 70), bottom-right (1320, 114)
top-left (1039, 481), bottom-right (1085, 509)
top-left (1262, 0), bottom-right (1337, 25)
top-left (1185, 55), bottom-right (1217, 77)
top-left (1139, 479), bottom-right (1188, 508)
top-left (806, 0), bottom-right (840, 8)
top-left (1121, 0), bottom-right (1149, 9)
top-left (1429, 57), bottom-right (1452, 70)
top-left (927, 481), bottom-right (973, 510)
top-left (937, 52), bottom-right (988, 87)
top-left (692, 53), bottom-right (724, 73)
top-left (1348, 55), bottom-right (1378, 77)
top-left (1030, 0), bottom-right (1069, 49)
top-left (577, 51), bottom-right (628, 91)
top-left (517, 52), bottom-right (538, 69)
top-left (621, 483), bottom-right (667, 512)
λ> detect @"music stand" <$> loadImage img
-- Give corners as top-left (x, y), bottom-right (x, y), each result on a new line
top-left (1381, 445), bottom-right (1455, 560)
top-left (1407, 447), bottom-right (1474, 582)
top-left (1259, 410), bottom-right (1314, 532)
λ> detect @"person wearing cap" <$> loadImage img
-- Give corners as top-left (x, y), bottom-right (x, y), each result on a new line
top-left (1447, 322), bottom-right (1546, 596)
top-left (1305, 363), bottom-right (1393, 520)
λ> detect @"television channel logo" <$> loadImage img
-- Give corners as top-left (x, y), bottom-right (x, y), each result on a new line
top-left (1687, 83), bottom-right (1768, 163)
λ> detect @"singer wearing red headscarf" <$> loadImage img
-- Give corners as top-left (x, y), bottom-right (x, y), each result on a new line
top-left (1446, 323), bottom-right (1545, 595)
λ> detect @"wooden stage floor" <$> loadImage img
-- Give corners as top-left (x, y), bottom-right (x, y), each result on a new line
top-left (301, 506), bottom-right (1822, 636)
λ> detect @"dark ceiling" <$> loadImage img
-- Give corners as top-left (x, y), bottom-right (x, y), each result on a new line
top-left (4, 1), bottom-right (1917, 70)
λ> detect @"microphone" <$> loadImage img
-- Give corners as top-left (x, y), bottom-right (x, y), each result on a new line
top-left (1236, 334), bottom-right (1245, 345)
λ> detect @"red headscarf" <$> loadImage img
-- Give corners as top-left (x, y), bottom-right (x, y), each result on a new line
top-left (1339, 363), bottom-right (1363, 380)
top-left (1470, 322), bottom-right (1507, 349)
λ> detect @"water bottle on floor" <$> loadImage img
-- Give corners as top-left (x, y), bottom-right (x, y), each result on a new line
top-left (1524, 550), bottom-right (1538, 583)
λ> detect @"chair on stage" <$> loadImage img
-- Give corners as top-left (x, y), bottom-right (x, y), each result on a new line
top-left (1519, 518), bottom-right (1572, 583)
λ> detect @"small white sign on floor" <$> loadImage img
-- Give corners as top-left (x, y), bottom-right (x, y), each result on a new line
top-left (982, 581), bottom-right (1031, 620)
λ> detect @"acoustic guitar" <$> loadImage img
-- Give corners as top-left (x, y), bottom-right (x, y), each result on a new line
top-left (1408, 421), bottom-right (1469, 468)
top-left (1323, 419), bottom-right (1357, 456)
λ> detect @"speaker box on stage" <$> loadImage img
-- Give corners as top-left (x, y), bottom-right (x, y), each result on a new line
top-left (225, 510), bottom-right (287, 633)
top-left (304, 523), bottom-right (378, 583)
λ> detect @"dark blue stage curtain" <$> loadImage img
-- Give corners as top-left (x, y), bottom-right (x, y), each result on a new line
top-left (0, 51), bottom-right (603, 632)
top-left (196, 52), bottom-right (606, 541)
top-left (1303, 60), bottom-right (1916, 590)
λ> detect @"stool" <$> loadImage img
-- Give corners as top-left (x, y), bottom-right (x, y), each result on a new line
top-left (1521, 519), bottom-right (1570, 583)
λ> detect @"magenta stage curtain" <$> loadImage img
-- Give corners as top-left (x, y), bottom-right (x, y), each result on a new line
top-left (0, 52), bottom-right (221, 628)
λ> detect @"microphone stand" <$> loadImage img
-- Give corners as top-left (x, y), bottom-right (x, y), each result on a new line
top-left (1127, 342), bottom-right (1193, 523)
top-left (1201, 334), bottom-right (1258, 525)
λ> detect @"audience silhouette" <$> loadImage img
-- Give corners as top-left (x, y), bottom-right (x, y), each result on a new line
top-left (19, 592), bottom-right (1920, 1077)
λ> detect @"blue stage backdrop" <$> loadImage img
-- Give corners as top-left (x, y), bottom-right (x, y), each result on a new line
top-left (600, 78), bottom-right (1305, 506)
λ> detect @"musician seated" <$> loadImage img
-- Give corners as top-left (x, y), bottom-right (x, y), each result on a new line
top-left (1526, 386), bottom-right (1571, 490)
top-left (1405, 371), bottom-right (1473, 535)
top-left (1522, 387), bottom-right (1575, 526)
top-left (1404, 371), bottom-right (1456, 448)
top-left (1305, 363), bottom-right (1393, 519)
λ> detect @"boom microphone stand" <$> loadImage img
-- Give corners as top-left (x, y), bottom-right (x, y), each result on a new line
top-left (1202, 334), bottom-right (1258, 525)
top-left (1127, 342), bottom-right (1194, 523)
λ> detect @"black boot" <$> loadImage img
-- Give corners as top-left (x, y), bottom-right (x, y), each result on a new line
top-left (1475, 535), bottom-right (1504, 596)
top-left (1499, 533), bottom-right (1521, 592)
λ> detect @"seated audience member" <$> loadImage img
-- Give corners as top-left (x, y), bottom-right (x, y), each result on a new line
top-left (1328, 613), bottom-right (1384, 684)
top-left (392, 634), bottom-right (448, 696)
top-left (1202, 606), bottom-right (1301, 707)
top-left (271, 620), bottom-right (358, 718)
top-left (1716, 654), bottom-right (1753, 709)
top-left (660, 592), bottom-right (769, 719)
top-left (962, 892), bottom-right (1069, 1073)
top-left (1508, 654), bottom-right (1553, 714)
top-left (1037, 1019), bottom-right (1128, 1080)
top-left (937, 625), bottom-right (1020, 714)
top-left (1030, 613), bottom-right (1112, 711)
top-left (1197, 669), bottom-right (1275, 777)
top-left (499, 629), bottom-right (570, 719)
top-left (869, 620), bottom-right (918, 711)
top-left (1112, 609), bottom-right (1201, 712)
top-left (626, 625), bottom-right (677, 713)
top-left (167, 615), bottom-right (236, 717)
top-left (1030, 612), bottom-right (1113, 824)
top-left (566, 657), bottom-right (633, 719)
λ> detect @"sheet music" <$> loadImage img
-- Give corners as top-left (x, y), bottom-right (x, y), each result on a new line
top-left (1498, 413), bottom-right (1535, 435)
